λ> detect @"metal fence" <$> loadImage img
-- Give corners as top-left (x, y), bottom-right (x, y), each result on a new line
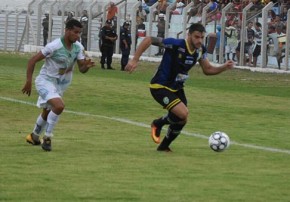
top-left (0, 0), bottom-right (289, 70)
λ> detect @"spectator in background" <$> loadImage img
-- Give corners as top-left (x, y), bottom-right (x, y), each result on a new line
top-left (252, 22), bottom-right (262, 67)
top-left (42, 13), bottom-right (53, 46)
top-left (169, 0), bottom-right (185, 22)
top-left (236, 21), bottom-right (255, 65)
top-left (153, 0), bottom-right (168, 21)
top-left (65, 11), bottom-right (74, 24)
top-left (280, 6), bottom-right (288, 23)
top-left (155, 13), bottom-right (168, 56)
top-left (80, 10), bottom-right (89, 50)
top-left (225, 21), bottom-right (238, 61)
top-left (120, 22), bottom-right (132, 71)
top-left (100, 19), bottom-right (118, 70)
top-left (273, 15), bottom-right (285, 29)
top-left (267, 9), bottom-right (276, 25)
top-left (137, 5), bottom-right (147, 22)
top-left (141, 0), bottom-right (150, 14)
top-left (107, 2), bottom-right (118, 30)
top-left (136, 17), bottom-right (146, 50)
top-left (268, 26), bottom-right (285, 69)
top-left (206, 0), bottom-right (220, 24)
top-left (107, 2), bottom-right (118, 21)
top-left (187, 0), bottom-right (204, 23)
top-left (209, 25), bottom-right (232, 62)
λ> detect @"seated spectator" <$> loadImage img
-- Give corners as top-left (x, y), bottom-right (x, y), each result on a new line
top-left (141, 0), bottom-right (150, 14)
top-left (187, 0), bottom-right (204, 23)
top-left (267, 9), bottom-right (276, 25)
top-left (153, 0), bottom-right (168, 21)
top-left (147, 0), bottom-right (158, 6)
top-left (280, 6), bottom-right (288, 23)
top-left (137, 5), bottom-right (147, 22)
top-left (169, 0), bottom-right (185, 22)
top-left (206, 0), bottom-right (220, 24)
top-left (273, 16), bottom-right (285, 29)
top-left (171, 0), bottom-right (185, 15)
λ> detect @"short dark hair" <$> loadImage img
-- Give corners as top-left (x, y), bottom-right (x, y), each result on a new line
top-left (188, 23), bottom-right (206, 34)
top-left (65, 19), bottom-right (82, 29)
top-left (255, 22), bottom-right (262, 27)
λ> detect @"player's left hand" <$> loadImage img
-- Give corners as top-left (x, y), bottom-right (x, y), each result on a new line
top-left (224, 60), bottom-right (235, 70)
top-left (85, 58), bottom-right (95, 68)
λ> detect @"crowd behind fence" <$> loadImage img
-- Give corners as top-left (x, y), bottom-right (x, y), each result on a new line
top-left (0, 0), bottom-right (289, 70)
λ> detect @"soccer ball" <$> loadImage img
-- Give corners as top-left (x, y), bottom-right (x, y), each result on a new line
top-left (208, 131), bottom-right (230, 152)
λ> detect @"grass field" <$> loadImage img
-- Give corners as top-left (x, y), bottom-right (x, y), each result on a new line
top-left (1, 52), bottom-right (290, 201)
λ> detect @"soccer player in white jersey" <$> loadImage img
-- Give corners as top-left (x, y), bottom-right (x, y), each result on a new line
top-left (22, 19), bottom-right (95, 151)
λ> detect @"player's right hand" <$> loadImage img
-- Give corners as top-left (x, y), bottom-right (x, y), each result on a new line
top-left (21, 81), bottom-right (32, 96)
top-left (125, 59), bottom-right (138, 73)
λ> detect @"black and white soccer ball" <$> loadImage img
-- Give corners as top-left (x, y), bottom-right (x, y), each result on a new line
top-left (208, 131), bottom-right (230, 152)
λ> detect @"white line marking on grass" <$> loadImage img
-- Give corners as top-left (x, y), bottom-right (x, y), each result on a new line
top-left (2, 96), bottom-right (290, 155)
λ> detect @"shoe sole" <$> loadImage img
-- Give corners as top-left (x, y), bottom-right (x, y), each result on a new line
top-left (151, 124), bottom-right (161, 144)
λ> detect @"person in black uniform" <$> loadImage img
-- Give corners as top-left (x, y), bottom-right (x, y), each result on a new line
top-left (100, 19), bottom-right (118, 69)
top-left (80, 10), bottom-right (89, 50)
top-left (42, 13), bottom-right (53, 46)
top-left (120, 21), bottom-right (132, 71)
top-left (125, 23), bottom-right (234, 152)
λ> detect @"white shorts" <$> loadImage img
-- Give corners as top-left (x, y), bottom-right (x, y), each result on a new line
top-left (225, 43), bottom-right (236, 54)
top-left (35, 74), bottom-right (71, 109)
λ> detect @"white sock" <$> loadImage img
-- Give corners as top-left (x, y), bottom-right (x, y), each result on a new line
top-left (32, 114), bottom-right (47, 136)
top-left (45, 111), bottom-right (60, 137)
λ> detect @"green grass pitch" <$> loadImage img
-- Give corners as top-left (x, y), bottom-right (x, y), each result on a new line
top-left (1, 52), bottom-right (290, 201)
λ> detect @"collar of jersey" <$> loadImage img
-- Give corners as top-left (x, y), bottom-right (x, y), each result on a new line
top-left (185, 39), bottom-right (196, 55)
top-left (61, 36), bottom-right (72, 51)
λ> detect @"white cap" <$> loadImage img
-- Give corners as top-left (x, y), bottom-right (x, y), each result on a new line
top-left (81, 16), bottom-right (88, 22)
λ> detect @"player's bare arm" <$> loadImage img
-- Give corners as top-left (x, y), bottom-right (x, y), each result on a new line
top-left (125, 37), bottom-right (164, 73)
top-left (22, 52), bottom-right (46, 96)
top-left (199, 58), bottom-right (234, 75)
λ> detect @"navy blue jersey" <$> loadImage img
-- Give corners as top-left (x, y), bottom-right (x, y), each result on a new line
top-left (150, 38), bottom-right (207, 91)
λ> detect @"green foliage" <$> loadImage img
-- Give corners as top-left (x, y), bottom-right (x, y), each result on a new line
top-left (1, 52), bottom-right (290, 201)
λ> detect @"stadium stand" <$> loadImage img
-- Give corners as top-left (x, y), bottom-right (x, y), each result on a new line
top-left (0, 0), bottom-right (289, 70)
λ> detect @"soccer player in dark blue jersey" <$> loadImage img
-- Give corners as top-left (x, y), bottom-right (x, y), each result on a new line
top-left (125, 23), bottom-right (234, 152)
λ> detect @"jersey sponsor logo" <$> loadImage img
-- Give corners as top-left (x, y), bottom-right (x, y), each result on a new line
top-left (178, 47), bottom-right (185, 52)
top-left (184, 60), bottom-right (193, 65)
top-left (175, 73), bottom-right (189, 82)
top-left (58, 68), bottom-right (66, 75)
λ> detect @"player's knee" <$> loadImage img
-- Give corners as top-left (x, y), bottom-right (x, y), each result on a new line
top-left (168, 111), bottom-right (188, 124)
top-left (54, 103), bottom-right (65, 114)
top-left (178, 109), bottom-right (189, 122)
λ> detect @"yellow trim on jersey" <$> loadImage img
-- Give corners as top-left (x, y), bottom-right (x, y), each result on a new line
top-left (149, 84), bottom-right (178, 92)
top-left (166, 98), bottom-right (181, 110)
top-left (185, 39), bottom-right (196, 55)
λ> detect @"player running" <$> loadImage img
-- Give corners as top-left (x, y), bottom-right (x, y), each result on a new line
top-left (22, 19), bottom-right (95, 151)
top-left (125, 23), bottom-right (234, 152)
